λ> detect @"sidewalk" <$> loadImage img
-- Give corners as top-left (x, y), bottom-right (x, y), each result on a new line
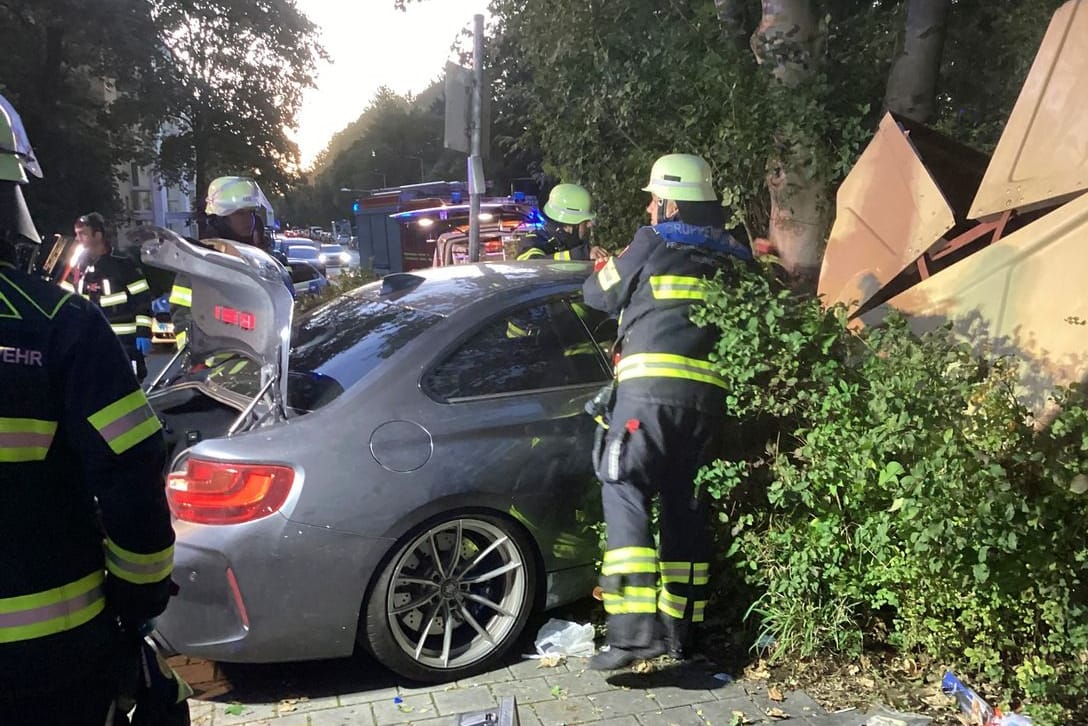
top-left (176, 654), bottom-right (878, 726)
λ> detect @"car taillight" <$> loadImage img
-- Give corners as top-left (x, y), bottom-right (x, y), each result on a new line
top-left (166, 458), bottom-right (295, 525)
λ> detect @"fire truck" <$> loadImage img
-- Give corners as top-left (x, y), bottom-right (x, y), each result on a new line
top-left (352, 181), bottom-right (541, 273)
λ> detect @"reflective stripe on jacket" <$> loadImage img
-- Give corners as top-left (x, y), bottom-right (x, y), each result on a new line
top-left (0, 261), bottom-right (173, 683)
top-left (77, 252), bottom-right (153, 351)
top-left (582, 223), bottom-right (751, 412)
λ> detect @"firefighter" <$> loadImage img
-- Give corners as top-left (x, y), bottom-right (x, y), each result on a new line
top-left (582, 153), bottom-right (752, 670)
top-left (517, 183), bottom-right (608, 261)
top-left (0, 95), bottom-right (177, 725)
top-left (66, 212), bottom-right (154, 382)
top-left (168, 175), bottom-right (281, 350)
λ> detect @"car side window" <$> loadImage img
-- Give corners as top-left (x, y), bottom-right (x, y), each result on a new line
top-left (290, 262), bottom-right (318, 283)
top-left (425, 298), bottom-right (611, 400)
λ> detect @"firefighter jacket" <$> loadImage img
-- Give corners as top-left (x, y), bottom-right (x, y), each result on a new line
top-left (583, 221), bottom-right (753, 413)
top-left (0, 261), bottom-right (174, 689)
top-left (516, 227), bottom-right (591, 261)
top-left (61, 251), bottom-right (152, 355)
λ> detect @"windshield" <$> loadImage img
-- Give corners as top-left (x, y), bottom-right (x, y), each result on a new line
top-left (321, 245), bottom-right (344, 254)
top-left (287, 246), bottom-right (320, 260)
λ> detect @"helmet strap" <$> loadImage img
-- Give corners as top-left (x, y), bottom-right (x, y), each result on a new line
top-left (655, 198), bottom-right (672, 224)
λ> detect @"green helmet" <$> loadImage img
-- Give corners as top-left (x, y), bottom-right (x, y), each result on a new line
top-left (0, 95), bottom-right (42, 184)
top-left (206, 176), bottom-right (271, 217)
top-left (543, 183), bottom-right (595, 225)
top-left (642, 153), bottom-right (716, 202)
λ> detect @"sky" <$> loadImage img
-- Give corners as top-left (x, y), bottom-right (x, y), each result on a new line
top-left (292, 0), bottom-right (491, 169)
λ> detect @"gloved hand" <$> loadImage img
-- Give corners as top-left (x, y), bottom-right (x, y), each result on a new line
top-left (106, 576), bottom-right (173, 630)
top-left (136, 337), bottom-right (152, 355)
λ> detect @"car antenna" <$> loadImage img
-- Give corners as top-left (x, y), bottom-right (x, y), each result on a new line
top-left (381, 273), bottom-right (426, 295)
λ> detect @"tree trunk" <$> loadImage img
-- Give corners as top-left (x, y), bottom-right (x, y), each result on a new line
top-left (713, 0), bottom-right (757, 52)
top-left (884, 0), bottom-right (951, 124)
top-left (750, 0), bottom-right (829, 287)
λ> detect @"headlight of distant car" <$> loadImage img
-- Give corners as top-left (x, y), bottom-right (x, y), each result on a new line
top-left (318, 253), bottom-right (328, 263)
top-left (339, 252), bottom-right (351, 264)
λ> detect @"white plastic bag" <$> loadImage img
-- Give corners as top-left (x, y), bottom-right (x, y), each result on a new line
top-left (530, 618), bottom-right (596, 659)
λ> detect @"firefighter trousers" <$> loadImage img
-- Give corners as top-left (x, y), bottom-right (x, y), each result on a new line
top-left (593, 396), bottom-right (722, 650)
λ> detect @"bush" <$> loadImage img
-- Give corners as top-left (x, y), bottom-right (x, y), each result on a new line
top-left (692, 262), bottom-right (1088, 723)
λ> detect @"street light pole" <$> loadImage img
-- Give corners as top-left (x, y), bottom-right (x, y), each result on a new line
top-left (468, 13), bottom-right (484, 263)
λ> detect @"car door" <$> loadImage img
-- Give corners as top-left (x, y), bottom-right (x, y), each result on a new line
top-left (419, 295), bottom-right (614, 577)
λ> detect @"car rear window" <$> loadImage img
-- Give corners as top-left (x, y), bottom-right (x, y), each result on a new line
top-left (287, 293), bottom-right (441, 411)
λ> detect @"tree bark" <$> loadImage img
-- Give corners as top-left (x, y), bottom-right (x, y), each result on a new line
top-left (713, 0), bottom-right (758, 52)
top-left (884, 0), bottom-right (951, 124)
top-left (750, 0), bottom-right (829, 287)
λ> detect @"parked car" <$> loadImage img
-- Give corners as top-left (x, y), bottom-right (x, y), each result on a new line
top-left (283, 242), bottom-right (326, 276)
top-left (286, 260), bottom-right (330, 297)
top-left (319, 243), bottom-right (351, 277)
top-left (138, 229), bottom-right (613, 683)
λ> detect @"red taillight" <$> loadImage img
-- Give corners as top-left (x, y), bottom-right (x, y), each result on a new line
top-left (166, 458), bottom-right (295, 525)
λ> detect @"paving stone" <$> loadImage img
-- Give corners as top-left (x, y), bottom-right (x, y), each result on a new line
top-left (487, 676), bottom-right (556, 705)
top-left (532, 694), bottom-right (607, 725)
top-left (176, 660), bottom-right (222, 686)
top-left (212, 701), bottom-right (279, 725)
top-left (188, 700), bottom-right (215, 726)
top-left (585, 688), bottom-right (660, 718)
top-left (595, 716), bottom-right (642, 726)
top-left (645, 686), bottom-right (718, 709)
top-left (371, 693), bottom-right (438, 724)
top-left (517, 704), bottom-right (547, 726)
top-left (277, 695), bottom-right (341, 715)
top-left (307, 703), bottom-right (378, 726)
top-left (398, 681), bottom-right (449, 696)
top-left (687, 696), bottom-right (768, 725)
top-left (431, 687), bottom-right (499, 716)
top-left (508, 657), bottom-right (571, 678)
top-left (544, 668), bottom-right (613, 697)
top-left (456, 666), bottom-right (516, 686)
top-left (234, 713), bottom-right (312, 726)
top-left (338, 685), bottom-right (399, 706)
top-left (710, 681), bottom-right (756, 702)
top-left (636, 706), bottom-right (709, 726)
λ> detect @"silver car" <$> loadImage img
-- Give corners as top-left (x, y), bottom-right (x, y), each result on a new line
top-left (138, 230), bottom-right (613, 682)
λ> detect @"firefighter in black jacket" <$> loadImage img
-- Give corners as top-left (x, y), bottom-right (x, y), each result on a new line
top-left (517, 183), bottom-right (608, 262)
top-left (65, 212), bottom-right (154, 381)
top-left (0, 95), bottom-right (176, 725)
top-left (583, 153), bottom-right (753, 670)
top-left (168, 175), bottom-right (284, 350)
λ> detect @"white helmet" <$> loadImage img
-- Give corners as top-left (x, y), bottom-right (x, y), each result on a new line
top-left (206, 176), bottom-right (271, 217)
top-left (0, 95), bottom-right (43, 184)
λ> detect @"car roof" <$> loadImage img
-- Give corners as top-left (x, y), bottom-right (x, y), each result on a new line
top-left (360, 260), bottom-right (593, 316)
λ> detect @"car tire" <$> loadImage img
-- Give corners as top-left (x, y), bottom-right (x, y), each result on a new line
top-left (362, 512), bottom-right (538, 683)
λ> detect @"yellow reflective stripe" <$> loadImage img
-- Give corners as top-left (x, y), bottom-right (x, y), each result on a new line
top-left (597, 258), bottom-right (620, 291)
top-left (136, 315), bottom-right (153, 327)
top-left (650, 275), bottom-right (708, 301)
top-left (659, 589), bottom-right (688, 619)
top-left (602, 587), bottom-right (658, 615)
top-left (0, 272), bottom-right (71, 320)
top-left (0, 417), bottom-right (57, 462)
top-left (553, 250), bottom-right (572, 260)
top-left (616, 353), bottom-right (727, 389)
top-left (506, 321), bottom-right (530, 339)
top-left (659, 561), bottom-right (711, 586)
top-left (126, 279), bottom-right (150, 295)
top-left (105, 539), bottom-right (174, 585)
top-left (168, 285), bottom-right (192, 306)
top-left (110, 323), bottom-right (138, 335)
top-left (602, 546), bottom-right (657, 576)
top-left (99, 291), bottom-right (128, 308)
top-left (58, 280), bottom-right (76, 293)
top-left (692, 599), bottom-right (707, 623)
top-left (563, 342), bottom-right (598, 357)
top-left (0, 570), bottom-right (106, 644)
top-left (517, 248), bottom-right (544, 261)
top-left (87, 389), bottom-right (162, 454)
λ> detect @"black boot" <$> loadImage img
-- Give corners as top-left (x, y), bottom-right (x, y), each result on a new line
top-left (588, 642), bottom-right (666, 671)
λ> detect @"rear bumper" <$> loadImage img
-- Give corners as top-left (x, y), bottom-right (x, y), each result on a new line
top-left (155, 516), bottom-right (394, 663)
